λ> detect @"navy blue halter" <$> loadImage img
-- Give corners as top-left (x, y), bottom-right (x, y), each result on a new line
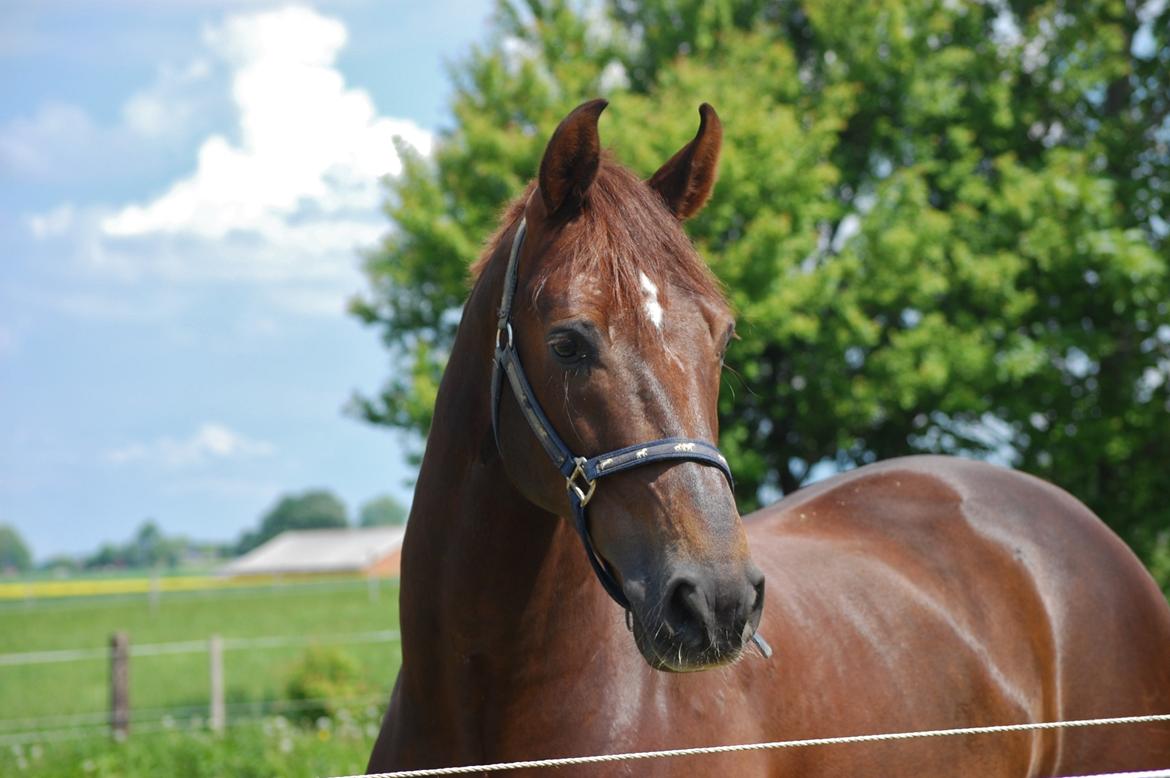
top-left (490, 218), bottom-right (735, 612)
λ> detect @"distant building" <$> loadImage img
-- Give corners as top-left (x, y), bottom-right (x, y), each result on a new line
top-left (221, 527), bottom-right (405, 578)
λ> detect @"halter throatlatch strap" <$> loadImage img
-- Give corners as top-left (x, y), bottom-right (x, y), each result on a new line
top-left (491, 217), bottom-right (734, 613)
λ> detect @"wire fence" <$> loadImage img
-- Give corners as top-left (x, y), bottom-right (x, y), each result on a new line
top-left (0, 628), bottom-right (401, 742)
top-left (0, 692), bottom-right (388, 745)
top-left (5, 576), bottom-right (1166, 777)
top-left (0, 692), bottom-right (390, 736)
top-left (336, 713), bottom-right (1170, 778)
top-left (3, 620), bottom-right (1166, 778)
top-left (1069, 772), bottom-right (1170, 778)
top-left (0, 628), bottom-right (400, 667)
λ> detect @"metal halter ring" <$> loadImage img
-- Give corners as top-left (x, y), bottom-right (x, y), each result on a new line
top-left (566, 457), bottom-right (597, 507)
top-left (496, 322), bottom-right (514, 351)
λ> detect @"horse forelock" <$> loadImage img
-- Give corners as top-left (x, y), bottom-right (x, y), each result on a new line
top-left (471, 157), bottom-right (727, 328)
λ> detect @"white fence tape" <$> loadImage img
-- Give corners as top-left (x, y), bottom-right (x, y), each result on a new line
top-left (0, 693), bottom-right (387, 744)
top-left (1064, 772), bottom-right (1170, 778)
top-left (0, 629), bottom-right (400, 666)
top-left (337, 713), bottom-right (1170, 778)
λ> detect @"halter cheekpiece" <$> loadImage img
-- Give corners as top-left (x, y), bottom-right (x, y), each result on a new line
top-left (490, 217), bottom-right (735, 611)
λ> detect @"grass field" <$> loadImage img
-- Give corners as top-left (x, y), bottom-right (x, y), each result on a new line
top-left (0, 577), bottom-right (402, 734)
top-left (1, 713), bottom-right (380, 777)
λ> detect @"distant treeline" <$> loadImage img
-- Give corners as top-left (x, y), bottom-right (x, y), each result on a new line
top-left (25, 520), bottom-right (228, 574)
top-left (232, 490), bottom-right (406, 556)
top-left (3, 490), bottom-right (408, 574)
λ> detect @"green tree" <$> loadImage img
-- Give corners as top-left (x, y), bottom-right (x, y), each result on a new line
top-left (0, 524), bottom-right (32, 573)
top-left (38, 554), bottom-right (79, 574)
top-left (237, 490), bottom-right (349, 554)
top-left (82, 520), bottom-right (187, 570)
top-left (358, 495), bottom-right (408, 527)
top-left (127, 520), bottom-right (182, 568)
top-left (352, 0), bottom-right (1170, 559)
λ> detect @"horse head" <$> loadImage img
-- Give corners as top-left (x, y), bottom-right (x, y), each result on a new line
top-left (489, 99), bottom-right (764, 672)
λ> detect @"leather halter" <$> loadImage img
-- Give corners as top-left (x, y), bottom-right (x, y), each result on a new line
top-left (490, 217), bottom-right (735, 611)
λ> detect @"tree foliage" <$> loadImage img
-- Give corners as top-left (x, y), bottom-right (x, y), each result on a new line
top-left (0, 523), bottom-right (32, 573)
top-left (82, 520), bottom-right (205, 570)
top-left (358, 495), bottom-right (408, 527)
top-left (352, 0), bottom-right (1170, 558)
top-left (237, 490), bottom-right (349, 554)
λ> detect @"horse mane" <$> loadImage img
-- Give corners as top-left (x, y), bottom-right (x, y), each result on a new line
top-left (471, 156), bottom-right (727, 321)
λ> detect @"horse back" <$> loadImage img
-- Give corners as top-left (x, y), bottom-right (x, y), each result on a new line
top-left (744, 455), bottom-right (1170, 776)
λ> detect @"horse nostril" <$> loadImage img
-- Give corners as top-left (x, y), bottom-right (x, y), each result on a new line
top-left (660, 569), bottom-right (764, 658)
top-left (664, 576), bottom-right (712, 645)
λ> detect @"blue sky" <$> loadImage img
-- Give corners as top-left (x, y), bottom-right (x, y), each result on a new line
top-left (1, 0), bottom-right (495, 559)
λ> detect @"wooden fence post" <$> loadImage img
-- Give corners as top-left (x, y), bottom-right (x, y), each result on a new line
top-left (148, 573), bottom-right (160, 614)
top-left (209, 634), bottom-right (225, 734)
top-left (110, 631), bottom-right (130, 740)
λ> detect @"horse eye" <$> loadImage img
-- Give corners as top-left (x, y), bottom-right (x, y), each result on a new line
top-left (548, 323), bottom-right (598, 367)
top-left (719, 325), bottom-right (736, 359)
top-left (550, 336), bottom-right (581, 361)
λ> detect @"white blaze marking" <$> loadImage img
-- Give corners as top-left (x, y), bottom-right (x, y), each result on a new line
top-left (638, 271), bottom-right (664, 328)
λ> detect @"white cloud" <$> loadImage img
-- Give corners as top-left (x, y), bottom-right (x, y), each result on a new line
top-left (0, 60), bottom-right (217, 185)
top-left (105, 422), bottom-right (274, 468)
top-left (120, 58), bottom-right (214, 140)
top-left (98, 6), bottom-right (429, 282)
top-left (26, 204), bottom-right (76, 239)
top-left (0, 102), bottom-right (97, 179)
top-left (22, 5), bottom-right (428, 294)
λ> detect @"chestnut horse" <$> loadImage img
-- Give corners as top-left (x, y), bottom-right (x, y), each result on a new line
top-left (368, 100), bottom-right (1170, 776)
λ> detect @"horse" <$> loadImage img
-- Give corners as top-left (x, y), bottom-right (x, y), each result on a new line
top-left (367, 99), bottom-right (1170, 776)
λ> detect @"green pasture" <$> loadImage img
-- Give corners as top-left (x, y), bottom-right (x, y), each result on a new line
top-left (0, 714), bottom-right (379, 778)
top-left (0, 578), bottom-right (402, 726)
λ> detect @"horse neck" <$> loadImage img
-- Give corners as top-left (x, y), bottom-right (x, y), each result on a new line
top-left (397, 226), bottom-right (617, 680)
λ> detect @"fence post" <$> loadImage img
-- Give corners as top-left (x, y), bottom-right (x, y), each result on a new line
top-left (148, 573), bottom-right (160, 614)
top-left (209, 634), bottom-right (225, 733)
top-left (110, 631), bottom-right (130, 740)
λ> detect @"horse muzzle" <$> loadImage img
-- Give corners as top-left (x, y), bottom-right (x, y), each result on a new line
top-left (628, 562), bottom-right (765, 672)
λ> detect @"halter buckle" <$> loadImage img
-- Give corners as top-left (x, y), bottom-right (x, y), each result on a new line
top-left (566, 457), bottom-right (597, 507)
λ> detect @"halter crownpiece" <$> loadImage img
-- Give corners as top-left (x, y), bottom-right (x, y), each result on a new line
top-left (489, 217), bottom-right (736, 612)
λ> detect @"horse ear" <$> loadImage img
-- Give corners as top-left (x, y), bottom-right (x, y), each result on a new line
top-left (538, 98), bottom-right (608, 217)
top-left (648, 103), bottom-right (722, 220)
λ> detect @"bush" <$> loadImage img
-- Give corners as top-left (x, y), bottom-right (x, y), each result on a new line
top-left (0, 715), bottom-right (382, 777)
top-left (283, 646), bottom-right (366, 724)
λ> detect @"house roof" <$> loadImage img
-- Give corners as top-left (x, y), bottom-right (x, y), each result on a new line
top-left (221, 526), bottom-right (406, 576)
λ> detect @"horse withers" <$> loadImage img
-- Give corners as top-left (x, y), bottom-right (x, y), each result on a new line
top-left (368, 100), bottom-right (1170, 776)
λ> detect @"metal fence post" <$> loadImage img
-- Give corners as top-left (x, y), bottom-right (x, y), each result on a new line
top-left (110, 631), bottom-right (130, 739)
top-left (209, 634), bottom-right (225, 733)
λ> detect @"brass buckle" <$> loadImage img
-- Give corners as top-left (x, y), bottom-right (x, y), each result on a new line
top-left (566, 457), bottom-right (597, 507)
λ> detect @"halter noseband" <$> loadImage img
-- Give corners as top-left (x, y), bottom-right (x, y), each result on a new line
top-left (490, 217), bottom-right (735, 612)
